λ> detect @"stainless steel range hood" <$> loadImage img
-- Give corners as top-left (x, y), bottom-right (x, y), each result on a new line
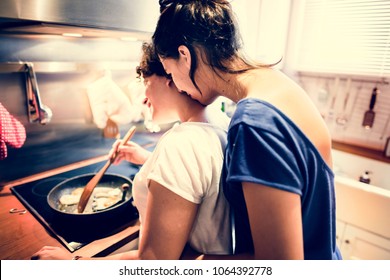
top-left (0, 0), bottom-right (159, 39)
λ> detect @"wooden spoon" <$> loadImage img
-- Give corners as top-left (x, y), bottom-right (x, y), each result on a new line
top-left (77, 125), bottom-right (136, 213)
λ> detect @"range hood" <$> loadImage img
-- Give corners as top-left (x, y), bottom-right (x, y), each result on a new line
top-left (0, 0), bottom-right (159, 40)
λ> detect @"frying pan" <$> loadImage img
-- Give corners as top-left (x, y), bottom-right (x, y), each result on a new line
top-left (47, 173), bottom-right (138, 229)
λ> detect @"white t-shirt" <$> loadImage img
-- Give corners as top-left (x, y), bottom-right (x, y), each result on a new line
top-left (132, 121), bottom-right (232, 255)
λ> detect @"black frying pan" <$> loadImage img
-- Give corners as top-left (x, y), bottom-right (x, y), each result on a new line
top-left (47, 173), bottom-right (138, 228)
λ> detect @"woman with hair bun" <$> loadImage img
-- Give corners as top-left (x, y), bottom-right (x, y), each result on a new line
top-left (153, 0), bottom-right (342, 260)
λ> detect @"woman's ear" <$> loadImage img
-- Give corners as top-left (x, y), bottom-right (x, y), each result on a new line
top-left (178, 45), bottom-right (191, 69)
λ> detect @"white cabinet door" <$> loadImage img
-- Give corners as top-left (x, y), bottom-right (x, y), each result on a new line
top-left (340, 224), bottom-right (390, 260)
top-left (336, 220), bottom-right (346, 249)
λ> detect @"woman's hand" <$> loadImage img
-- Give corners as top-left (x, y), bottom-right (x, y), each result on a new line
top-left (31, 246), bottom-right (72, 260)
top-left (109, 140), bottom-right (151, 165)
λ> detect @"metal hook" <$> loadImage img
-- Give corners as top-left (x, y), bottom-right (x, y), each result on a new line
top-left (9, 208), bottom-right (27, 214)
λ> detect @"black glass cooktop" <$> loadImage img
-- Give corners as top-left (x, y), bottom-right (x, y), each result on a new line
top-left (11, 161), bottom-right (140, 253)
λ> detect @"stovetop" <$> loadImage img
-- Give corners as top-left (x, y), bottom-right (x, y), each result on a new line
top-left (10, 161), bottom-right (141, 252)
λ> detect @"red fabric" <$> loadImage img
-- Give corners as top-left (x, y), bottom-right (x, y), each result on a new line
top-left (0, 103), bottom-right (26, 160)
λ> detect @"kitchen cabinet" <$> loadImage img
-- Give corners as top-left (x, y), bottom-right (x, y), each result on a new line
top-left (336, 220), bottom-right (346, 249)
top-left (335, 176), bottom-right (390, 259)
top-left (336, 220), bottom-right (390, 260)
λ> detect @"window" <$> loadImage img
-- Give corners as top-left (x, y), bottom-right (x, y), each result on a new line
top-left (291, 0), bottom-right (390, 77)
top-left (232, 0), bottom-right (291, 67)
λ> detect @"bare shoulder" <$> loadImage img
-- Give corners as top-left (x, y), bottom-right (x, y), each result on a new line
top-left (251, 69), bottom-right (333, 167)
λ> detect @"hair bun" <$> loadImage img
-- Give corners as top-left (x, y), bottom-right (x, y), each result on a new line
top-left (159, 0), bottom-right (187, 13)
top-left (159, 0), bottom-right (216, 13)
top-left (159, 0), bottom-right (171, 13)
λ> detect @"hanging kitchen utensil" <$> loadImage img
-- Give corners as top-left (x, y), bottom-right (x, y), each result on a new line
top-left (103, 117), bottom-right (119, 139)
top-left (362, 87), bottom-right (378, 129)
top-left (343, 82), bottom-right (361, 126)
top-left (77, 125), bottom-right (136, 213)
top-left (336, 78), bottom-right (352, 126)
top-left (316, 79), bottom-right (330, 118)
top-left (380, 113), bottom-right (390, 140)
top-left (326, 77), bottom-right (340, 124)
top-left (86, 71), bottom-right (133, 131)
top-left (384, 137), bottom-right (390, 158)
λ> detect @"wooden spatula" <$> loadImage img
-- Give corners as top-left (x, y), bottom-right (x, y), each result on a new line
top-left (77, 125), bottom-right (136, 213)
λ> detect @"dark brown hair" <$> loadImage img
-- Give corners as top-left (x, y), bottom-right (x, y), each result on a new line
top-left (152, 0), bottom-right (275, 92)
top-left (136, 42), bottom-right (171, 79)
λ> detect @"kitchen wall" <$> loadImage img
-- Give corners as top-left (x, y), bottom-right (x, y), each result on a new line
top-left (282, 0), bottom-right (390, 154)
top-left (0, 36), bottom-right (144, 123)
top-left (0, 35), bottom-right (146, 184)
top-left (296, 74), bottom-right (390, 152)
